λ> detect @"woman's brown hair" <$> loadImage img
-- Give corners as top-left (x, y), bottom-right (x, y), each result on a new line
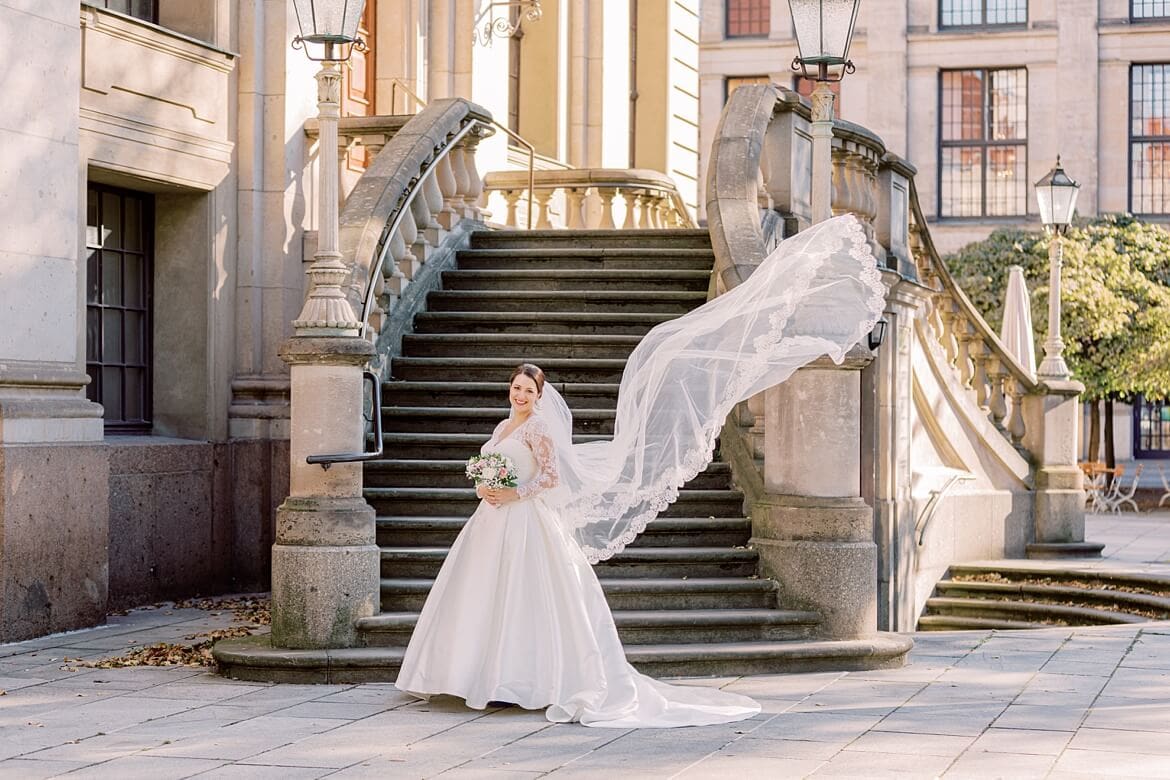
top-left (510, 363), bottom-right (546, 395)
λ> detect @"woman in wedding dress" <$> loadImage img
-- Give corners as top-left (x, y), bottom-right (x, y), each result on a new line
top-left (394, 214), bottom-right (886, 728)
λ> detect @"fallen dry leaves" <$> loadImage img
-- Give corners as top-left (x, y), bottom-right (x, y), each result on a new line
top-left (65, 595), bottom-right (271, 670)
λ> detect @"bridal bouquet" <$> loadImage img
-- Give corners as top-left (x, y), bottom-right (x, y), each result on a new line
top-left (466, 453), bottom-right (518, 489)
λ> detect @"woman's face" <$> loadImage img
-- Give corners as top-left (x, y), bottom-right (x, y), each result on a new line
top-left (509, 373), bottom-right (540, 415)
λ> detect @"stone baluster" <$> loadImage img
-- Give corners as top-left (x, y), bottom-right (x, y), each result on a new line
top-left (436, 152), bottom-right (460, 229)
top-left (970, 340), bottom-right (992, 409)
top-left (533, 189), bottom-right (554, 229)
top-left (396, 212), bottom-right (421, 280)
top-left (638, 191), bottom-right (653, 228)
top-left (597, 187), bottom-right (618, 230)
top-left (409, 195), bottom-right (433, 263)
top-left (382, 235), bottom-right (407, 297)
top-left (621, 189), bottom-right (638, 229)
top-left (939, 302), bottom-right (960, 366)
top-left (502, 190), bottom-right (522, 228)
top-left (987, 358), bottom-right (1009, 430)
top-left (1007, 379), bottom-right (1027, 445)
top-left (449, 146), bottom-right (471, 213)
top-left (954, 316), bottom-right (975, 388)
top-left (389, 230), bottom-right (411, 287)
top-left (565, 188), bottom-right (586, 229)
top-left (422, 164), bottom-right (445, 230)
top-left (461, 131), bottom-right (488, 219)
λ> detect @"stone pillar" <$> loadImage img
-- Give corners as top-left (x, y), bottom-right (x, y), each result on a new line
top-left (1023, 379), bottom-right (1103, 559)
top-left (268, 58), bottom-right (379, 649)
top-left (751, 352), bottom-right (878, 639)
top-left (272, 338), bottom-right (378, 648)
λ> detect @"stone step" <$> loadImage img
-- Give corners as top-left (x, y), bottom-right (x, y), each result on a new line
top-left (365, 460), bottom-right (732, 491)
top-left (401, 333), bottom-right (643, 360)
top-left (364, 487), bottom-right (746, 519)
top-left (456, 248), bottom-right (714, 271)
top-left (378, 405), bottom-right (616, 434)
top-left (933, 580), bottom-right (1170, 619)
top-left (373, 514), bottom-right (748, 548)
top-left (412, 311), bottom-right (674, 336)
top-left (468, 228), bottom-right (712, 251)
top-left (378, 575), bottom-right (777, 612)
top-left (917, 615), bottom-right (1053, 631)
top-left (213, 633), bottom-right (914, 683)
top-left (922, 597), bottom-right (1146, 626)
top-left (355, 607), bottom-right (819, 647)
top-left (380, 380), bottom-right (621, 409)
top-left (440, 269), bottom-right (711, 292)
top-left (425, 289), bottom-right (706, 315)
top-left (379, 546), bottom-right (758, 578)
top-left (946, 565), bottom-right (1170, 593)
top-left (390, 357), bottom-right (628, 383)
top-left (377, 432), bottom-right (613, 460)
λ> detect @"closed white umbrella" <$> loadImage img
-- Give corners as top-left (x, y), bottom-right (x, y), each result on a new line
top-left (1000, 265), bottom-right (1037, 378)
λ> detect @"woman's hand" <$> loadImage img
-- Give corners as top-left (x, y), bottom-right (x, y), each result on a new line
top-left (482, 486), bottom-right (519, 507)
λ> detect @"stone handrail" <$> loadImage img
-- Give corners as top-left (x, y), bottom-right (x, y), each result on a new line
top-left (907, 179), bottom-right (1040, 446)
top-left (325, 99), bottom-right (494, 360)
top-left (483, 168), bottom-right (697, 230)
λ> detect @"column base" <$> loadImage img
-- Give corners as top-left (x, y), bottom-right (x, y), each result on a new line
top-left (751, 496), bottom-right (877, 639)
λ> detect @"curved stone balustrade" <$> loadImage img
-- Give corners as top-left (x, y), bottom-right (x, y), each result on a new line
top-left (320, 99), bottom-right (494, 358)
top-left (906, 180), bottom-right (1039, 447)
top-left (482, 168), bottom-right (696, 230)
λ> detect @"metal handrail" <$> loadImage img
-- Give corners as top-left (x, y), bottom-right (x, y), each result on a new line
top-left (305, 370), bottom-right (383, 469)
top-left (389, 78), bottom-right (426, 114)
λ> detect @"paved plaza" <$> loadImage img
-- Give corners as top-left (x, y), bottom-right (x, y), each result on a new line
top-left (2, 512), bottom-right (1169, 779)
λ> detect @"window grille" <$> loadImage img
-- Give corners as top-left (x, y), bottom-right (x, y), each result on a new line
top-left (940, 0), bottom-right (1026, 28)
top-left (1135, 396), bottom-right (1170, 458)
top-left (1130, 64), bottom-right (1170, 215)
top-left (939, 68), bottom-right (1028, 218)
top-left (726, 0), bottom-right (769, 37)
top-left (1131, 0), bottom-right (1170, 20)
top-left (86, 184), bottom-right (153, 432)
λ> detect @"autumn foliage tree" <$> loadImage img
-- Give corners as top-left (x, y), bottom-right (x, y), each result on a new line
top-left (944, 215), bottom-right (1170, 467)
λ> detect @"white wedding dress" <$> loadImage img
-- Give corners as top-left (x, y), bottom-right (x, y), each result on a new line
top-left (394, 416), bottom-right (762, 728)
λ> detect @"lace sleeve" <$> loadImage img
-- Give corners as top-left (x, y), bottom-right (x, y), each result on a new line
top-left (516, 417), bottom-right (560, 499)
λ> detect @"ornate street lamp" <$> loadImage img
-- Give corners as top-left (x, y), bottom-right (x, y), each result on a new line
top-left (1034, 157), bottom-right (1081, 380)
top-left (291, 0), bottom-right (368, 337)
top-left (789, 0), bottom-right (861, 224)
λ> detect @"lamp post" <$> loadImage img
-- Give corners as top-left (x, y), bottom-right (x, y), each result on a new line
top-left (788, 0), bottom-right (860, 224)
top-left (1034, 157), bottom-right (1080, 381)
top-left (269, 0), bottom-right (379, 650)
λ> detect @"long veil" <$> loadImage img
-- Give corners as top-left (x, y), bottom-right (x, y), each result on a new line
top-left (531, 214), bottom-right (886, 564)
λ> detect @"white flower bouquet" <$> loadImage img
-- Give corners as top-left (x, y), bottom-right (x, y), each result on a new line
top-left (466, 453), bottom-right (518, 489)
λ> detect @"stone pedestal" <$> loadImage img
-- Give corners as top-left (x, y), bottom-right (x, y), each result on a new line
top-left (1023, 378), bottom-right (1103, 559)
top-left (271, 337), bottom-right (379, 649)
top-left (752, 359), bottom-right (879, 639)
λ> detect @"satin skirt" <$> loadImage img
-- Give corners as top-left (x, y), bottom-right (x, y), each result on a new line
top-left (394, 496), bottom-right (761, 728)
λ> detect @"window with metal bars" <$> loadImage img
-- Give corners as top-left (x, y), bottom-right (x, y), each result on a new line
top-left (726, 0), bottom-right (769, 37)
top-left (1130, 64), bottom-right (1170, 215)
top-left (939, 68), bottom-right (1028, 218)
top-left (86, 183), bottom-right (153, 432)
top-left (90, 0), bottom-right (158, 23)
top-left (1135, 396), bottom-right (1170, 458)
top-left (1132, 0), bottom-right (1170, 20)
top-left (939, 0), bottom-right (1026, 28)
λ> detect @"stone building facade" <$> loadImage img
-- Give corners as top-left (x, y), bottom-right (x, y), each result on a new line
top-left (699, 0), bottom-right (1170, 463)
top-left (0, 0), bottom-right (699, 642)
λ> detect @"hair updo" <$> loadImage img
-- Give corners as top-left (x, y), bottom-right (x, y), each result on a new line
top-left (509, 363), bottom-right (546, 395)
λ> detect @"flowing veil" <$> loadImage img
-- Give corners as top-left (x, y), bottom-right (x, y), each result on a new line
top-left (529, 214), bottom-right (886, 563)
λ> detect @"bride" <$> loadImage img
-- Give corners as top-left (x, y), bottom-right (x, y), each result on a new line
top-left (394, 214), bottom-right (886, 728)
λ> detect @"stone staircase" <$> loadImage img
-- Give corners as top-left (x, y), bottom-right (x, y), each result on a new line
top-left (919, 564), bottom-right (1170, 630)
top-left (346, 228), bottom-right (909, 678)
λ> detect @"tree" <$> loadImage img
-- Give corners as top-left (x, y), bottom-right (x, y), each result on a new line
top-left (944, 215), bottom-right (1170, 467)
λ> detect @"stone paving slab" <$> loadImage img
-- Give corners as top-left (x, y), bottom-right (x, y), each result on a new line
top-left (1, 514), bottom-right (1170, 777)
